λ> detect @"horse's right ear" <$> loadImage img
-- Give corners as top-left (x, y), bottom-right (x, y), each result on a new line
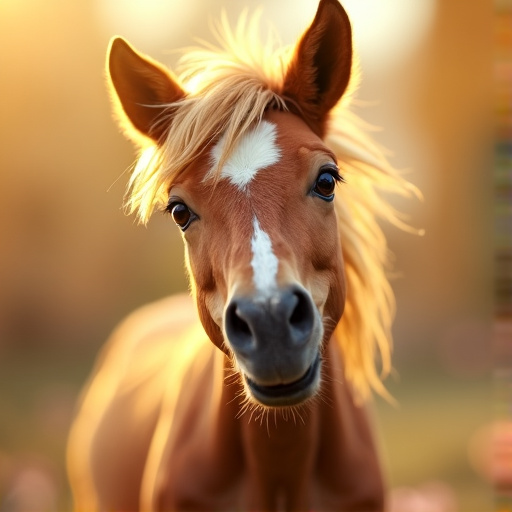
top-left (107, 37), bottom-right (186, 145)
top-left (282, 0), bottom-right (352, 136)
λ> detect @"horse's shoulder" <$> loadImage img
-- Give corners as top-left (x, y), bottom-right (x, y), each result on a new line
top-left (94, 293), bottom-right (199, 365)
top-left (68, 294), bottom-right (208, 510)
top-left (115, 292), bottom-right (199, 344)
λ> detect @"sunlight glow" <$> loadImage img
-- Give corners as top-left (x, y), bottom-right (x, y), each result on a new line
top-left (94, 0), bottom-right (198, 51)
top-left (94, 0), bottom-right (438, 74)
top-left (258, 0), bottom-right (438, 73)
top-left (342, 0), bottom-right (438, 73)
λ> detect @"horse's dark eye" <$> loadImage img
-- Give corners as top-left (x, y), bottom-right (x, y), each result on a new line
top-left (164, 196), bottom-right (198, 231)
top-left (314, 173), bottom-right (336, 197)
top-left (313, 167), bottom-right (342, 201)
top-left (170, 203), bottom-right (193, 230)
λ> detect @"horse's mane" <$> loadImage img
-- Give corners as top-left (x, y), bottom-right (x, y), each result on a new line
top-left (120, 11), bottom-right (418, 402)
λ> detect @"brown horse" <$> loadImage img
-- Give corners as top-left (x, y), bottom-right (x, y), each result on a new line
top-left (67, 0), bottom-right (415, 510)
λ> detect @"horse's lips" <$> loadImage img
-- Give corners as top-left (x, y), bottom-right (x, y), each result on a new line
top-left (244, 354), bottom-right (321, 405)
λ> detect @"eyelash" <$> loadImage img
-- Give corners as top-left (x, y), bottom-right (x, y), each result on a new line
top-left (325, 166), bottom-right (345, 183)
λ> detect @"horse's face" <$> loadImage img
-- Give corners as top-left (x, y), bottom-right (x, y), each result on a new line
top-left (168, 110), bottom-right (345, 406)
top-left (106, 0), bottom-right (353, 406)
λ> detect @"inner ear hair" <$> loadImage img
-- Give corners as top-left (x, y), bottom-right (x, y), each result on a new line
top-left (107, 37), bottom-right (186, 144)
top-left (282, 0), bottom-right (352, 135)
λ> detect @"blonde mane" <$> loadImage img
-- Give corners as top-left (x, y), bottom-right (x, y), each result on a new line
top-left (121, 11), bottom-right (417, 401)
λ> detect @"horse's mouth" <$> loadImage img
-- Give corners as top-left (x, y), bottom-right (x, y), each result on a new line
top-left (244, 354), bottom-right (321, 407)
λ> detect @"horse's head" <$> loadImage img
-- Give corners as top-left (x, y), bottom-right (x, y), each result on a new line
top-left (107, 0), bottom-right (356, 407)
top-left (170, 110), bottom-right (348, 407)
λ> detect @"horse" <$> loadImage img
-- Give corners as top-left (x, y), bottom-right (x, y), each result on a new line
top-left (67, 0), bottom-right (415, 510)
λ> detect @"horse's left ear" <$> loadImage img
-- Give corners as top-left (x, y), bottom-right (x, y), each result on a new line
top-left (282, 0), bottom-right (352, 135)
top-left (107, 37), bottom-right (186, 145)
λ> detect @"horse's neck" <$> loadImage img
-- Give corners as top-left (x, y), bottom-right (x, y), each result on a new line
top-left (238, 387), bottom-right (320, 508)
top-left (154, 340), bottom-right (383, 510)
top-left (225, 340), bottom-right (384, 509)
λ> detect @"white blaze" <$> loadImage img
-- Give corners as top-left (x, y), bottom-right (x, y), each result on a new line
top-left (251, 217), bottom-right (278, 294)
top-left (206, 120), bottom-right (281, 293)
top-left (206, 120), bottom-right (281, 189)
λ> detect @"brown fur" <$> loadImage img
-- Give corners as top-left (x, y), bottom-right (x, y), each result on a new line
top-left (68, 1), bottom-right (418, 509)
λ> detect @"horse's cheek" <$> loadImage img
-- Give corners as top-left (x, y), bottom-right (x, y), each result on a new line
top-left (186, 242), bottom-right (229, 349)
top-left (305, 212), bottom-right (340, 272)
top-left (308, 214), bottom-right (346, 329)
top-left (186, 239), bottom-right (215, 292)
top-left (196, 291), bottom-right (227, 352)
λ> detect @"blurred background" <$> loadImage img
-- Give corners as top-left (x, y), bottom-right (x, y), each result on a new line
top-left (0, 0), bottom-right (495, 510)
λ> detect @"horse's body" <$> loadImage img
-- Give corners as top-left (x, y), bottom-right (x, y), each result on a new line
top-left (68, 293), bottom-right (382, 510)
top-left (68, 1), bottom-right (414, 510)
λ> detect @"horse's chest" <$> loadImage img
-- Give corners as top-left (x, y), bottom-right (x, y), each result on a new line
top-left (147, 348), bottom-right (246, 509)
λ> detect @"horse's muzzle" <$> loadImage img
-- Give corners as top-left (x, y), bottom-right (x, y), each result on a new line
top-left (224, 285), bottom-right (322, 406)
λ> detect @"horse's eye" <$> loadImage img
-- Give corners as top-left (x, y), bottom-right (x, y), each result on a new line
top-left (314, 173), bottom-right (336, 197)
top-left (313, 167), bottom-right (343, 201)
top-left (169, 202), bottom-right (194, 230)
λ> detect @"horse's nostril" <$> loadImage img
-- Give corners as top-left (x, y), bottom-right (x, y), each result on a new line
top-left (233, 308), bottom-right (251, 336)
top-left (225, 301), bottom-right (253, 351)
top-left (289, 290), bottom-right (312, 328)
top-left (287, 289), bottom-right (315, 344)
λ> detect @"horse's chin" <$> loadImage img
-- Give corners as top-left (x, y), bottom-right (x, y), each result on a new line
top-left (243, 353), bottom-right (321, 407)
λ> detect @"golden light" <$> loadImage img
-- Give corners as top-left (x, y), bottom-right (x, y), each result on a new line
top-left (93, 0), bottom-right (199, 50)
top-left (93, 0), bottom-right (438, 76)
top-left (343, 0), bottom-right (438, 74)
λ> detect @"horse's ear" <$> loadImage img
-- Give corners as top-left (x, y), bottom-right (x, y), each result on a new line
top-left (107, 37), bottom-right (185, 144)
top-left (282, 0), bottom-right (352, 135)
